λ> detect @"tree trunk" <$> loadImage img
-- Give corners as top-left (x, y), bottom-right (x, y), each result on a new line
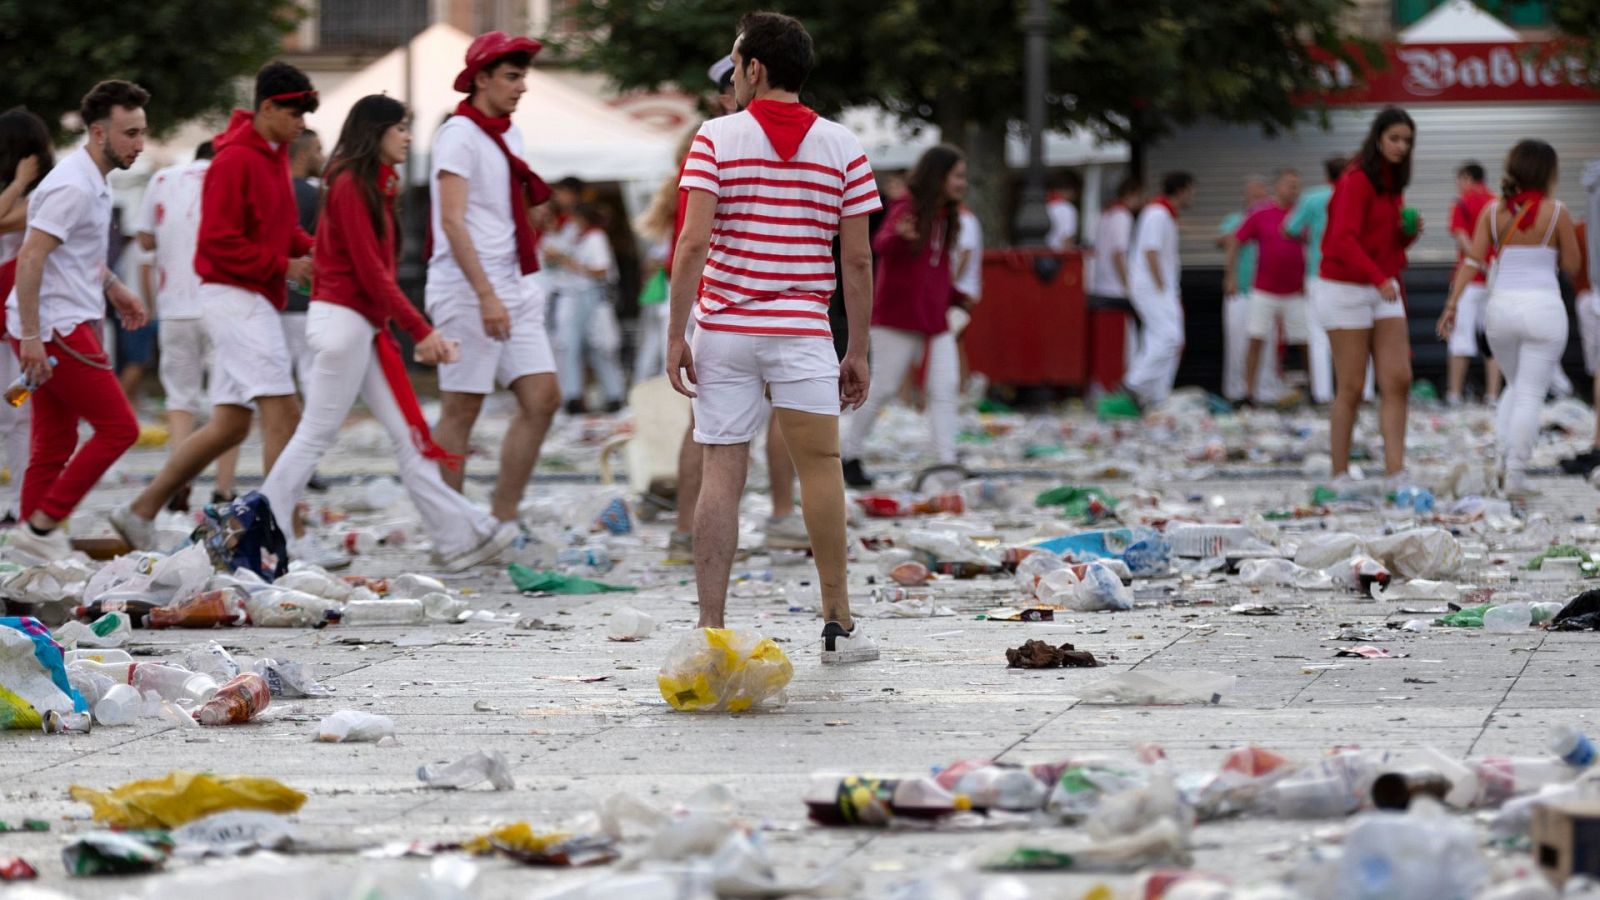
top-left (961, 124), bottom-right (1010, 247)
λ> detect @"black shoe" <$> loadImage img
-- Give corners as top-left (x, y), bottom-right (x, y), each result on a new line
top-left (603, 399), bottom-right (624, 414)
top-left (306, 473), bottom-right (330, 493)
top-left (1561, 448), bottom-right (1600, 475)
top-left (166, 483), bottom-right (192, 514)
top-left (0, 513), bottom-right (17, 530)
top-left (564, 399), bottom-right (586, 416)
top-left (210, 490), bottom-right (237, 507)
top-left (842, 458), bottom-right (874, 489)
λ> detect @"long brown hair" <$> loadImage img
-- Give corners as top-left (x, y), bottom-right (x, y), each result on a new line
top-left (324, 94), bottom-right (408, 249)
top-left (906, 143), bottom-right (963, 253)
top-left (1501, 139), bottom-right (1558, 205)
top-left (1355, 106), bottom-right (1414, 195)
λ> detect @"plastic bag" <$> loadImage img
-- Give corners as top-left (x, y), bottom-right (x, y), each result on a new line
top-left (271, 568), bottom-right (353, 601)
top-left (657, 627), bottom-right (794, 713)
top-left (315, 709), bottom-right (395, 743)
top-left (192, 492), bottom-right (289, 583)
top-left (53, 612), bottom-right (131, 648)
top-left (418, 750), bottom-right (515, 790)
top-left (1077, 671), bottom-right (1236, 706)
top-left (1066, 561), bottom-right (1134, 611)
top-left (1293, 532), bottom-right (1368, 570)
top-left (0, 616), bottom-right (86, 729)
top-left (242, 588), bottom-right (339, 627)
top-left (250, 658), bottom-right (331, 698)
top-left (1238, 558), bottom-right (1336, 591)
top-left (147, 543), bottom-right (215, 606)
top-left (1367, 528), bottom-right (1462, 580)
top-left (69, 771), bottom-right (307, 828)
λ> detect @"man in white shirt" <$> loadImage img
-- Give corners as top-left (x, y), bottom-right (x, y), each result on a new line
top-left (427, 32), bottom-right (560, 534)
top-left (544, 182), bottom-right (626, 413)
top-left (135, 140), bottom-right (238, 512)
top-left (1087, 176), bottom-right (1144, 395)
top-left (1121, 171), bottom-right (1195, 409)
top-left (1045, 172), bottom-right (1080, 252)
top-left (7, 80), bottom-right (149, 561)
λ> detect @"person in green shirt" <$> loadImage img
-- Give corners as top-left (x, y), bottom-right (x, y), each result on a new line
top-left (1218, 176), bottom-right (1268, 402)
top-left (1284, 156), bottom-right (1346, 405)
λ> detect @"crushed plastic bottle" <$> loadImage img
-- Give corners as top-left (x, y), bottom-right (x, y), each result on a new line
top-left (418, 750), bottom-right (515, 790)
top-left (315, 710), bottom-right (395, 743)
top-left (183, 642), bottom-right (242, 682)
top-left (1551, 725), bottom-right (1597, 768)
top-left (1483, 602), bottom-right (1533, 632)
top-left (804, 775), bottom-right (972, 826)
top-left (193, 673), bottom-right (271, 726)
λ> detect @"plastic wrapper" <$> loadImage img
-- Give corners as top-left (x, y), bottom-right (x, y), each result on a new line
top-left (1367, 527), bottom-right (1463, 580)
top-left (52, 612), bottom-right (131, 648)
top-left (250, 658), bottom-right (331, 698)
top-left (1237, 558), bottom-right (1335, 591)
top-left (62, 830), bottom-right (173, 876)
top-left (0, 616), bottom-right (86, 729)
top-left (146, 543), bottom-right (214, 606)
top-left (272, 568), bottom-right (354, 601)
top-left (69, 771), bottom-right (307, 828)
top-left (171, 811), bottom-right (295, 857)
top-left (463, 823), bottom-right (620, 866)
top-left (1064, 561), bottom-right (1133, 611)
top-left (315, 709), bottom-right (395, 743)
top-left (418, 749), bottom-right (515, 790)
top-left (183, 642), bottom-right (242, 682)
top-left (1076, 671), bottom-right (1236, 706)
top-left (1293, 532), bottom-right (1368, 570)
top-left (1334, 806), bottom-right (1487, 898)
top-left (657, 627), bottom-right (794, 713)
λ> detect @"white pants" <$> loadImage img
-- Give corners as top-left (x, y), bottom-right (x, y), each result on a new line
top-left (0, 349), bottom-right (29, 518)
top-left (633, 302), bottom-right (669, 383)
top-left (1126, 290), bottom-right (1184, 406)
top-left (554, 286), bottom-right (626, 404)
top-left (1304, 278), bottom-right (1334, 404)
top-left (1222, 292), bottom-right (1286, 401)
top-left (1485, 288), bottom-right (1568, 479)
top-left (1577, 290), bottom-right (1600, 376)
top-left (260, 302), bottom-right (498, 559)
top-left (841, 327), bottom-right (958, 465)
top-left (279, 311), bottom-right (316, 395)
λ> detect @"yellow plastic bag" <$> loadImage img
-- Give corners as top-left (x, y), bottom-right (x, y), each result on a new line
top-left (463, 823), bottom-right (569, 856)
top-left (657, 627), bottom-right (793, 713)
top-left (69, 771), bottom-right (306, 828)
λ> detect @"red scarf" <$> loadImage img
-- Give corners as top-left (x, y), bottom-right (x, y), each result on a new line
top-left (744, 99), bottom-right (818, 161)
top-left (452, 99), bottom-right (552, 274)
top-left (1508, 190), bottom-right (1545, 234)
top-left (1153, 196), bottom-right (1180, 219)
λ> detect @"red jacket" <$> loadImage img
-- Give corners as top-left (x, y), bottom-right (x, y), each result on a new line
top-left (195, 110), bottom-right (315, 308)
top-left (1319, 166), bottom-right (1416, 287)
top-left (312, 166), bottom-right (432, 341)
top-left (871, 197), bottom-right (953, 335)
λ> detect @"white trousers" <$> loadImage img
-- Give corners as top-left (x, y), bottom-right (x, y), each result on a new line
top-left (841, 326), bottom-right (958, 465)
top-left (279, 311), bottom-right (316, 395)
top-left (554, 286), bottom-right (626, 404)
top-left (1303, 277), bottom-right (1335, 404)
top-left (1126, 290), bottom-right (1184, 406)
top-left (1485, 288), bottom-right (1568, 479)
top-left (0, 349), bottom-right (30, 518)
top-left (1222, 292), bottom-right (1289, 402)
top-left (260, 302), bottom-right (497, 559)
top-left (633, 302), bottom-right (669, 384)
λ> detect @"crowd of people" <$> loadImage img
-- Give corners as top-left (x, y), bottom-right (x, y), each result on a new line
top-left (0, 9), bottom-right (1596, 659)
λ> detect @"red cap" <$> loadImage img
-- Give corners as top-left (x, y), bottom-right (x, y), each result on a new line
top-left (454, 31), bottom-right (543, 93)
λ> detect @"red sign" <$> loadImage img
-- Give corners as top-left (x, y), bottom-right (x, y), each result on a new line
top-left (1318, 42), bottom-right (1599, 105)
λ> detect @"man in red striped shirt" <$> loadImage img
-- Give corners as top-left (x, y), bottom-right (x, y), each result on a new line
top-left (668, 11), bottom-right (881, 663)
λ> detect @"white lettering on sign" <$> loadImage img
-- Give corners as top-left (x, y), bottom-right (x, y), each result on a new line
top-left (1399, 45), bottom-right (1589, 97)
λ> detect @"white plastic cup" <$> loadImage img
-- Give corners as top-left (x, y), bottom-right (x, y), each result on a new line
top-left (608, 607), bottom-right (655, 641)
top-left (1551, 725), bottom-right (1597, 768)
top-left (94, 683), bottom-right (141, 726)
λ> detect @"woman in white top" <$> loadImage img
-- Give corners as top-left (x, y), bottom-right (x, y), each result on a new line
top-left (1437, 139), bottom-right (1581, 498)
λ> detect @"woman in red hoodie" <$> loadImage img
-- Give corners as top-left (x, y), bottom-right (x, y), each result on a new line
top-left (259, 95), bottom-right (517, 572)
top-left (1315, 106), bottom-right (1421, 488)
top-left (840, 144), bottom-right (967, 488)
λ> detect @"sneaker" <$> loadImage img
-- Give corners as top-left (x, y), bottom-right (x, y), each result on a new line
top-left (1560, 448), bottom-right (1600, 475)
top-left (210, 490), bottom-right (236, 506)
top-left (603, 399), bottom-right (624, 414)
top-left (0, 514), bottom-right (17, 530)
top-left (842, 458), bottom-right (874, 489)
top-left (166, 483), bottom-right (192, 514)
top-left (1383, 470), bottom-right (1420, 493)
top-left (564, 399), bottom-right (586, 416)
top-left (108, 506), bottom-right (156, 552)
top-left (821, 619), bottom-right (879, 664)
top-left (764, 515), bottom-right (810, 551)
top-left (6, 525), bottom-right (71, 564)
top-left (440, 520), bottom-right (520, 573)
top-left (665, 531), bottom-right (694, 566)
top-left (306, 473), bottom-right (330, 494)
top-left (288, 535), bottom-right (353, 571)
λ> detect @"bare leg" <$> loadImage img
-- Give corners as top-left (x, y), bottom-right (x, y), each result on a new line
top-left (1485, 358), bottom-right (1503, 403)
top-left (131, 404), bottom-right (254, 519)
top-left (766, 411), bottom-right (795, 519)
top-left (1326, 328), bottom-right (1373, 478)
top-left (1372, 318), bottom-right (1413, 476)
top-left (167, 410), bottom-right (195, 450)
top-left (433, 391), bottom-right (485, 492)
top-left (215, 445), bottom-right (240, 498)
top-left (775, 408), bottom-right (854, 629)
top-left (490, 372), bottom-right (560, 522)
top-left (694, 441), bottom-right (749, 628)
top-left (1446, 355), bottom-right (1468, 402)
top-left (1243, 337), bottom-right (1265, 402)
top-left (255, 394), bottom-right (302, 476)
top-left (119, 365), bottom-right (147, 400)
top-left (674, 417), bottom-right (702, 535)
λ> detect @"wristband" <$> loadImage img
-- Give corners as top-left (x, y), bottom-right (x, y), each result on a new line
top-left (15, 333), bottom-right (39, 342)
top-left (1463, 258), bottom-right (1484, 271)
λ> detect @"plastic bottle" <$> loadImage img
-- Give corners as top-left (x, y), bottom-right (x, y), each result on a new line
top-left (94, 684), bottom-right (142, 726)
top-left (341, 529), bottom-right (379, 554)
top-left (557, 546), bottom-right (613, 575)
top-left (193, 672), bottom-right (272, 725)
top-left (804, 775), bottom-right (972, 826)
top-left (1551, 725), bottom-right (1597, 768)
top-left (1530, 601), bottom-right (1565, 625)
top-left (73, 598), bottom-right (158, 628)
top-left (243, 588), bottom-right (341, 627)
top-left (129, 664), bottom-right (219, 706)
top-left (340, 598), bottom-right (427, 625)
top-left (146, 588), bottom-right (247, 629)
top-left (391, 573), bottom-right (448, 599)
top-left (1266, 773), bottom-right (1353, 818)
top-left (1393, 486), bottom-right (1436, 514)
top-left (421, 592), bottom-right (467, 622)
top-left (183, 642), bottom-right (242, 682)
top-left (1413, 747), bottom-right (1480, 808)
top-left (4, 356), bottom-right (57, 407)
top-left (1469, 756), bottom-right (1575, 807)
top-left (1483, 602), bottom-right (1533, 632)
top-left (951, 766), bottom-right (1049, 812)
top-left (607, 607), bottom-right (655, 641)
top-left (1164, 523), bottom-right (1276, 559)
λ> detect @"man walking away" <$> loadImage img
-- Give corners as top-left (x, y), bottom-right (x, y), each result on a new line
top-left (1444, 161), bottom-right (1498, 406)
top-left (1285, 156), bottom-right (1345, 406)
top-left (1232, 169), bottom-right (1308, 407)
top-left (1120, 171), bottom-right (1194, 410)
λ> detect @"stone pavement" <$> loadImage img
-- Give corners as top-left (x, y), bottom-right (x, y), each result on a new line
top-left (4, 402), bottom-right (1600, 897)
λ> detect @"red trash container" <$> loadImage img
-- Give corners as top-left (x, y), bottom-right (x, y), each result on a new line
top-left (962, 249), bottom-right (1087, 388)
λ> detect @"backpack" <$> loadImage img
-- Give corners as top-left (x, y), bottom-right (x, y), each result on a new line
top-left (192, 491), bottom-right (289, 582)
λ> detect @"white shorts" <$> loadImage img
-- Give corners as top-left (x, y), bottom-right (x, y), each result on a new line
top-left (1576, 289), bottom-right (1600, 376)
top-left (1447, 283), bottom-right (1489, 358)
top-left (690, 328), bottom-right (838, 445)
top-left (157, 317), bottom-right (211, 414)
top-left (428, 285), bottom-right (557, 394)
top-left (200, 283), bottom-right (296, 408)
top-left (1245, 289), bottom-right (1309, 342)
top-left (1311, 278), bottom-right (1406, 331)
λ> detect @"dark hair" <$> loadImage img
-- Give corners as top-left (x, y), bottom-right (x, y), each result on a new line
top-left (1114, 176), bottom-right (1143, 200)
top-left (1162, 171), bottom-right (1194, 196)
top-left (906, 144), bottom-right (963, 254)
top-left (324, 94), bottom-right (408, 250)
top-left (573, 202), bottom-right (605, 227)
top-left (1322, 155), bottom-right (1346, 183)
top-left (79, 80), bottom-right (150, 127)
top-left (554, 176), bottom-right (584, 193)
top-left (471, 51), bottom-right (531, 96)
top-left (735, 12), bottom-right (814, 93)
top-left (291, 129), bottom-right (320, 161)
top-left (195, 140), bottom-right (214, 160)
top-left (1047, 171), bottom-right (1081, 193)
top-left (1501, 139), bottom-right (1558, 205)
top-left (1355, 106), bottom-right (1414, 194)
top-left (0, 107), bottom-right (54, 192)
top-left (254, 61), bottom-right (318, 113)
top-left (1457, 161), bottom-right (1485, 183)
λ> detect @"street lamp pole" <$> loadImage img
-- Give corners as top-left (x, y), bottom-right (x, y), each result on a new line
top-left (1014, 0), bottom-right (1051, 248)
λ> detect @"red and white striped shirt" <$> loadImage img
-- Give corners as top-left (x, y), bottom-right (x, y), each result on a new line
top-left (679, 109), bottom-right (880, 338)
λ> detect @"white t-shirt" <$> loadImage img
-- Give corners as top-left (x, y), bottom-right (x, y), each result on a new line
top-left (1130, 202), bottom-right (1180, 298)
top-left (678, 108), bottom-right (880, 339)
top-left (953, 207), bottom-right (982, 301)
top-left (1046, 198), bottom-right (1078, 251)
top-left (427, 115), bottom-right (527, 303)
top-left (1089, 205), bottom-right (1135, 299)
top-left (573, 228), bottom-right (618, 288)
top-left (134, 159), bottom-right (209, 319)
top-left (541, 217), bottom-right (586, 295)
top-left (6, 147), bottom-right (111, 339)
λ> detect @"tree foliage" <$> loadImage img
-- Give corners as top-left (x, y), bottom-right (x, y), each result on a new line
top-left (0, 0), bottom-right (300, 142)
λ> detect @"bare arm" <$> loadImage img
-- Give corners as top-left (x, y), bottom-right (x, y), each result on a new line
top-left (136, 231), bottom-right (156, 252)
top-left (1557, 206), bottom-right (1581, 279)
top-left (1222, 237), bottom-right (1240, 295)
top-left (664, 189), bottom-right (716, 398)
top-left (14, 229), bottom-right (61, 383)
top-left (1437, 209), bottom-right (1493, 339)
top-left (838, 214), bottom-right (874, 409)
top-left (139, 257), bottom-right (156, 313)
top-left (0, 184), bottom-right (27, 234)
top-left (436, 172), bottom-right (497, 303)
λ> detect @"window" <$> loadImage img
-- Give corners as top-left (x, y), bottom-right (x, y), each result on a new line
top-left (1393, 0), bottom-right (1552, 28)
top-left (317, 0), bottom-right (429, 52)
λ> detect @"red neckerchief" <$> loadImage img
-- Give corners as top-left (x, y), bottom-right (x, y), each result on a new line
top-left (1153, 196), bottom-right (1179, 219)
top-left (1047, 191), bottom-right (1065, 204)
top-left (453, 99), bottom-right (552, 274)
top-left (744, 99), bottom-right (818, 161)
top-left (1509, 190), bottom-right (1546, 234)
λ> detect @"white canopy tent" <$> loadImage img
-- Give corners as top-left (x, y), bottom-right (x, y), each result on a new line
top-left (840, 107), bottom-right (1127, 172)
top-left (305, 23), bottom-right (678, 188)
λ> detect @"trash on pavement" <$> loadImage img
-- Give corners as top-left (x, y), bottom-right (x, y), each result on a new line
top-left (1005, 640), bottom-right (1100, 669)
top-left (1077, 671), bottom-right (1235, 706)
top-left (0, 857), bottom-right (38, 881)
top-left (1531, 799), bottom-right (1600, 887)
top-left (62, 830), bottom-right (173, 876)
top-left (171, 810), bottom-right (295, 858)
top-left (508, 563), bottom-right (636, 595)
top-left (193, 672), bottom-right (271, 725)
top-left (418, 750), bottom-right (515, 790)
top-left (250, 658), bottom-right (331, 698)
top-left (462, 823), bottom-right (619, 866)
top-left (1, 616), bottom-right (86, 730)
top-left (315, 709), bottom-right (395, 743)
top-left (606, 607), bottom-right (655, 641)
top-left (977, 818), bottom-right (1191, 872)
top-left (805, 775), bottom-right (973, 826)
top-left (657, 627), bottom-right (793, 713)
top-left (69, 771), bottom-right (306, 828)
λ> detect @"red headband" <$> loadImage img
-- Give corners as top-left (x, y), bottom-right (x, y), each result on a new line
top-left (267, 89), bottom-right (318, 104)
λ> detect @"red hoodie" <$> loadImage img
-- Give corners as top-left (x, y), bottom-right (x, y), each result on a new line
top-left (195, 110), bottom-right (314, 308)
top-left (1319, 165), bottom-right (1417, 288)
top-left (313, 165), bottom-right (432, 341)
